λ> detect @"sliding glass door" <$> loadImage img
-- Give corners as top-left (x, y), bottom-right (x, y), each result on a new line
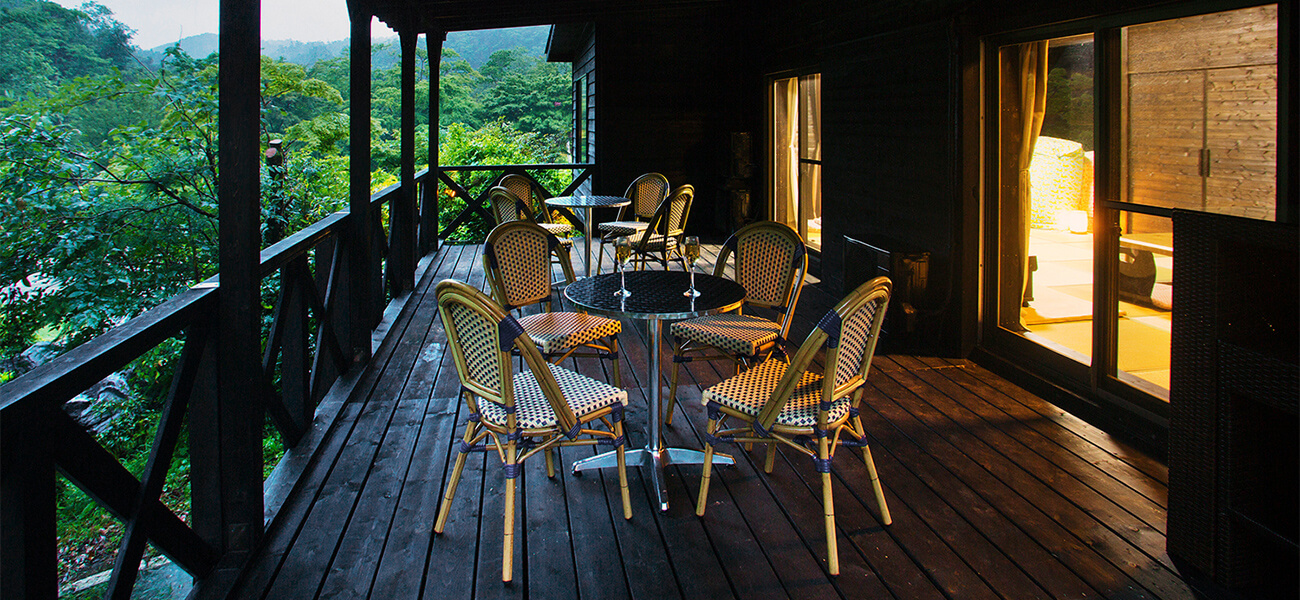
top-left (986, 4), bottom-right (1279, 406)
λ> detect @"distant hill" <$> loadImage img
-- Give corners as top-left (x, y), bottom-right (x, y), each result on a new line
top-left (134, 25), bottom-right (551, 69)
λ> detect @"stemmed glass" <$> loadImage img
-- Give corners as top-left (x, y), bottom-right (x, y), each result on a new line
top-left (614, 236), bottom-right (632, 298)
top-left (682, 236), bottom-right (701, 297)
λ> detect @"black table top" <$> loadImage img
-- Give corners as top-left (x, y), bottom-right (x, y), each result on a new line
top-left (565, 271), bottom-right (746, 320)
top-left (545, 195), bottom-right (632, 209)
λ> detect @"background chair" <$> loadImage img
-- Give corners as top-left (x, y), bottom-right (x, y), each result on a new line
top-left (483, 220), bottom-right (623, 387)
top-left (500, 173), bottom-right (574, 237)
top-left (664, 220), bottom-right (807, 425)
top-left (596, 172), bottom-right (670, 274)
top-left (432, 279), bottom-right (632, 583)
top-left (625, 184), bottom-right (694, 271)
top-left (694, 276), bottom-right (894, 576)
top-left (489, 186), bottom-right (576, 288)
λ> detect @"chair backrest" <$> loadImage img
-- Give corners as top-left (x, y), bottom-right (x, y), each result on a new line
top-left (755, 276), bottom-right (892, 432)
top-left (713, 221), bottom-right (807, 337)
top-left (632, 185), bottom-right (693, 252)
top-left (499, 173), bottom-right (547, 222)
top-left (483, 221), bottom-right (573, 310)
top-left (621, 173), bottom-right (670, 221)
top-left (488, 186), bottom-right (526, 225)
top-left (434, 279), bottom-right (577, 432)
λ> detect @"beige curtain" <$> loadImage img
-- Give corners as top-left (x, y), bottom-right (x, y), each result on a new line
top-left (998, 41), bottom-right (1049, 330)
top-left (772, 77), bottom-right (798, 228)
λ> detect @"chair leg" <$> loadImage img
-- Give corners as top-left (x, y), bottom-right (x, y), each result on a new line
top-left (696, 416), bottom-right (719, 516)
top-left (545, 448), bottom-right (555, 478)
top-left (665, 345), bottom-right (683, 426)
top-left (862, 444), bottom-right (892, 526)
top-left (596, 239), bottom-right (606, 275)
top-left (609, 335), bottom-right (623, 388)
top-left (852, 414), bottom-right (891, 525)
top-left (503, 443), bottom-right (518, 583)
top-left (818, 438), bottom-right (839, 576)
top-left (764, 443), bottom-right (777, 473)
top-left (614, 418), bottom-right (632, 519)
top-left (435, 420), bottom-right (475, 534)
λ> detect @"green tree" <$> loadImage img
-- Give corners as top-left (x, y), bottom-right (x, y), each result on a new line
top-left (0, 0), bottom-right (137, 103)
top-left (0, 48), bottom-right (348, 354)
top-left (436, 120), bottom-right (571, 241)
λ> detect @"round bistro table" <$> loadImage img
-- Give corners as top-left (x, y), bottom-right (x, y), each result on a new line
top-left (544, 195), bottom-right (632, 278)
top-left (565, 270), bottom-right (746, 511)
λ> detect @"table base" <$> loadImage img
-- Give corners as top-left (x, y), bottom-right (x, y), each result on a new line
top-left (573, 445), bottom-right (734, 511)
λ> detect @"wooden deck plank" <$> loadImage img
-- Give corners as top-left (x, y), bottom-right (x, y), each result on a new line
top-left (864, 368), bottom-right (1163, 599)
top-left (886, 356), bottom-right (1173, 559)
top-left (909, 356), bottom-right (1170, 509)
top-left (222, 241), bottom-right (1195, 600)
top-left (945, 358), bottom-right (1170, 486)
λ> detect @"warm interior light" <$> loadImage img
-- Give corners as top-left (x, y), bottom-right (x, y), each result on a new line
top-left (1064, 210), bottom-right (1089, 234)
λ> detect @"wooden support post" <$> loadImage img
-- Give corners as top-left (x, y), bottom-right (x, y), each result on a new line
top-left (193, 0), bottom-right (265, 593)
top-left (0, 404), bottom-right (57, 600)
top-left (421, 31), bottom-right (446, 254)
top-left (394, 28), bottom-right (417, 292)
top-left (348, 10), bottom-right (374, 363)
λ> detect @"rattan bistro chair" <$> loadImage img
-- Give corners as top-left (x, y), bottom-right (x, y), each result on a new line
top-left (664, 221), bottom-right (807, 425)
top-left (695, 276), bottom-right (894, 576)
top-left (595, 172), bottom-right (671, 274)
top-left (489, 186), bottom-right (575, 286)
top-left (432, 279), bottom-right (632, 583)
top-left (483, 221), bottom-right (623, 386)
top-left (500, 173), bottom-right (574, 237)
top-left (626, 184), bottom-right (694, 271)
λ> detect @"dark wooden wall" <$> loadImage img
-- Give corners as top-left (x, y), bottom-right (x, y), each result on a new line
top-left (562, 0), bottom-right (1291, 357)
top-left (588, 5), bottom-right (757, 236)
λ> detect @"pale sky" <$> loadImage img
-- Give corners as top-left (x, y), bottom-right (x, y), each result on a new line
top-left (53, 0), bottom-right (377, 49)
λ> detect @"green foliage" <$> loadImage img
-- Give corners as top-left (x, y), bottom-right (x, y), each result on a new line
top-left (0, 0), bottom-right (136, 103)
top-left (437, 121), bottom-right (572, 240)
top-left (478, 49), bottom-right (571, 142)
top-left (1043, 46), bottom-right (1094, 151)
top-left (0, 11), bottom-right (574, 587)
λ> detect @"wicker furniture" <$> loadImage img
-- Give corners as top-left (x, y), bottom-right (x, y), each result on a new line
top-left (500, 173), bottom-right (574, 237)
top-left (595, 173), bottom-right (671, 274)
top-left (544, 194), bottom-right (632, 278)
top-left (564, 270), bottom-right (746, 510)
top-left (488, 186), bottom-right (575, 287)
top-left (664, 221), bottom-right (808, 425)
top-left (695, 276), bottom-right (894, 575)
top-left (483, 221), bottom-right (623, 386)
top-left (626, 184), bottom-right (694, 271)
top-left (432, 279), bottom-right (632, 583)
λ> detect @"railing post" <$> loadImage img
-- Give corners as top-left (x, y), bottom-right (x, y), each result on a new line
top-left (0, 404), bottom-right (58, 599)
top-left (392, 28), bottom-right (418, 292)
top-left (199, 0), bottom-right (267, 592)
top-left (347, 7), bottom-right (375, 363)
top-left (421, 31), bottom-right (446, 255)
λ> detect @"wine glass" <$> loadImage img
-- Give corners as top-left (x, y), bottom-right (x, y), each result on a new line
top-left (614, 236), bottom-right (632, 298)
top-left (682, 236), bottom-right (701, 297)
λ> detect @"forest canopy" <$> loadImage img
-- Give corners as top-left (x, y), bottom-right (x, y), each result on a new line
top-left (0, 0), bottom-right (574, 588)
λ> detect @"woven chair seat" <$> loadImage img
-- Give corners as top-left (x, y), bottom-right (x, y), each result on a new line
top-left (670, 313), bottom-right (781, 356)
top-left (519, 312), bottom-right (622, 354)
top-left (701, 360), bottom-right (851, 428)
top-left (629, 232), bottom-right (677, 252)
top-left (598, 220), bottom-right (650, 235)
top-left (479, 363), bottom-right (629, 429)
top-left (539, 222), bottom-right (575, 238)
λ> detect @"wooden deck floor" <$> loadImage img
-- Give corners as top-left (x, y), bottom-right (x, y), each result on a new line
top-left (224, 241), bottom-right (1194, 600)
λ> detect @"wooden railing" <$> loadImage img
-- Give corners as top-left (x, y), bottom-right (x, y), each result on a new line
top-left (436, 163), bottom-right (595, 241)
top-left (0, 162), bottom-right (592, 599)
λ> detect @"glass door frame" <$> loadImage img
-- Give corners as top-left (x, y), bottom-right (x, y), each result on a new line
top-left (978, 0), bottom-right (1287, 424)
